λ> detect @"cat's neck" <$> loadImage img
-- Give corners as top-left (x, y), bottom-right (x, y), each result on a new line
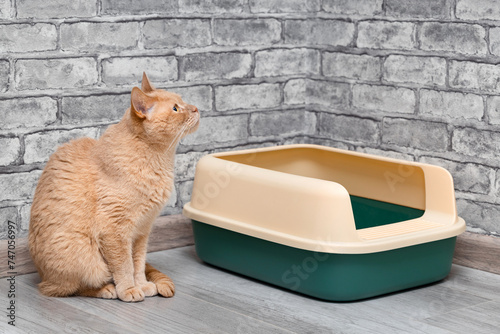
top-left (128, 110), bottom-right (182, 154)
top-left (93, 114), bottom-right (178, 178)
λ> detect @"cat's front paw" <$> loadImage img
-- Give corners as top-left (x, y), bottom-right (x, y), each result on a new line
top-left (117, 286), bottom-right (145, 302)
top-left (139, 282), bottom-right (158, 297)
top-left (156, 278), bottom-right (175, 298)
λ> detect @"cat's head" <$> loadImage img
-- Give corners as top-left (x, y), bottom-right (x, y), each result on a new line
top-left (128, 73), bottom-right (200, 147)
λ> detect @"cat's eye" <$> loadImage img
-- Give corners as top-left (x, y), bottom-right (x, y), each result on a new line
top-left (173, 106), bottom-right (178, 112)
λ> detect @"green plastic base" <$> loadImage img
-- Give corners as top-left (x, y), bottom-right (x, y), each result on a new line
top-left (191, 196), bottom-right (455, 301)
top-left (192, 221), bottom-right (456, 301)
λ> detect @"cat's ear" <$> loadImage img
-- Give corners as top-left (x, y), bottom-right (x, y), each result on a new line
top-left (141, 72), bottom-right (155, 93)
top-left (131, 87), bottom-right (155, 119)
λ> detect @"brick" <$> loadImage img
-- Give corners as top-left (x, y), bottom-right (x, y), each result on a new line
top-left (323, 52), bottom-right (381, 81)
top-left (0, 60), bottom-right (8, 92)
top-left (180, 115), bottom-right (248, 146)
top-left (487, 96), bottom-right (500, 125)
top-left (284, 79), bottom-right (307, 105)
top-left (214, 19), bottom-right (281, 46)
top-left (386, 0), bottom-right (451, 19)
top-left (420, 23), bottom-right (487, 56)
top-left (169, 86), bottom-right (213, 113)
top-left (421, 156), bottom-right (492, 194)
top-left (175, 151), bottom-right (206, 181)
top-left (449, 61), bottom-right (500, 94)
top-left (309, 80), bottom-right (350, 108)
top-left (214, 142), bottom-right (281, 153)
top-left (61, 22), bottom-right (138, 52)
top-left (160, 184), bottom-right (179, 216)
top-left (16, 58), bottom-right (97, 90)
top-left (177, 180), bottom-right (194, 207)
top-left (161, 204), bottom-right (181, 216)
top-left (322, 0), bottom-right (383, 15)
top-left (179, 0), bottom-right (247, 13)
top-left (0, 207), bottom-right (18, 238)
top-left (383, 55), bottom-right (446, 86)
top-left (319, 114), bottom-right (379, 144)
top-left (496, 170), bottom-right (500, 197)
top-left (0, 98), bottom-right (58, 130)
top-left (284, 79), bottom-right (350, 109)
top-left (250, 0), bottom-right (320, 13)
top-left (215, 83), bottom-right (281, 111)
top-left (24, 128), bottom-right (100, 164)
top-left (19, 204), bottom-right (30, 233)
top-left (143, 19), bottom-right (211, 49)
top-left (357, 21), bottom-right (416, 50)
top-left (62, 94), bottom-right (129, 125)
top-left (102, 57), bottom-right (178, 86)
top-left (0, 24), bottom-right (57, 53)
top-left (456, 0), bottom-right (500, 21)
top-left (0, 0), bottom-right (10, 19)
top-left (420, 90), bottom-right (483, 120)
top-left (294, 136), bottom-right (351, 149)
top-left (0, 137), bottom-right (20, 166)
top-left (489, 28), bottom-right (500, 56)
top-left (353, 84), bottom-right (416, 114)
top-left (285, 19), bottom-right (354, 46)
top-left (255, 49), bottom-right (319, 77)
top-left (382, 118), bottom-right (449, 151)
top-left (17, 0), bottom-right (95, 18)
top-left (453, 127), bottom-right (500, 160)
top-left (97, 124), bottom-right (111, 137)
top-left (102, 0), bottom-right (177, 15)
top-left (355, 147), bottom-right (414, 161)
top-left (457, 199), bottom-right (500, 235)
top-left (250, 110), bottom-right (316, 137)
top-left (0, 171), bottom-right (42, 202)
top-left (181, 53), bottom-right (252, 82)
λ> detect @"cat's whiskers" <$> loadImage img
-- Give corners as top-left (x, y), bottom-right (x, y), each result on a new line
top-left (166, 122), bottom-right (189, 153)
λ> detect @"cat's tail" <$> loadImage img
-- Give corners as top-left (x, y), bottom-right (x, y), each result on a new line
top-left (145, 263), bottom-right (175, 298)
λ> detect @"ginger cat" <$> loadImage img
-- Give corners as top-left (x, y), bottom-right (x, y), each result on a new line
top-left (29, 73), bottom-right (199, 302)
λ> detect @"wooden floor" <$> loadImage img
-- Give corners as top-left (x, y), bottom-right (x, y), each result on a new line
top-left (1, 246), bottom-right (499, 334)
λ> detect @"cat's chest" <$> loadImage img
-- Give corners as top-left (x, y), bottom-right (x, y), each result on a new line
top-left (134, 168), bottom-right (173, 203)
top-left (103, 152), bottom-right (176, 214)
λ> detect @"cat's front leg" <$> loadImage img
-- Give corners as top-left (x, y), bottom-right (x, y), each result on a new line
top-left (100, 232), bottom-right (145, 302)
top-left (133, 234), bottom-right (158, 297)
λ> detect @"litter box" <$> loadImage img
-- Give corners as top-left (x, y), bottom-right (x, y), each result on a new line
top-left (183, 144), bottom-right (466, 301)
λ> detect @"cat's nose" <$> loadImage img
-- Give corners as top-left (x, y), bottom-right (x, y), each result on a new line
top-left (192, 106), bottom-right (198, 113)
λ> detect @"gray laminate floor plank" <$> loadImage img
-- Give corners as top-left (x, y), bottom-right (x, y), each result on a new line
top-left (422, 300), bottom-right (500, 334)
top-left (1, 276), bottom-right (132, 334)
top-left (147, 247), bottom-right (488, 334)
top-left (2, 245), bottom-right (499, 334)
top-left (439, 265), bottom-right (500, 301)
top-left (10, 267), bottom-right (292, 334)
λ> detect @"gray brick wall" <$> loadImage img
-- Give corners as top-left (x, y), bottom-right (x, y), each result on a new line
top-left (1, 0), bottom-right (499, 240)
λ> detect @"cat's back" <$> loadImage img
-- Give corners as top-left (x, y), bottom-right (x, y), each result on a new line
top-left (29, 136), bottom-right (102, 277)
top-left (37, 136), bottom-right (97, 189)
top-left (30, 137), bottom-right (98, 234)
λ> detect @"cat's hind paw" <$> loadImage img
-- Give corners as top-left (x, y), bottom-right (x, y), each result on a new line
top-left (97, 283), bottom-right (117, 299)
top-left (156, 278), bottom-right (175, 298)
top-left (77, 283), bottom-right (118, 299)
